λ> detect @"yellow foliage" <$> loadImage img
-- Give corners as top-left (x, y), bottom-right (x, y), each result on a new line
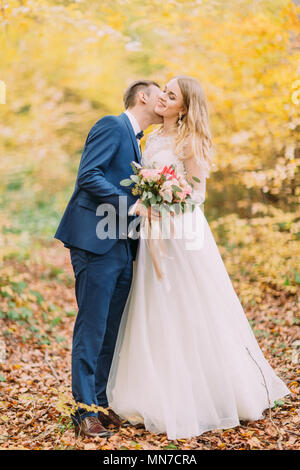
top-left (55, 392), bottom-right (110, 417)
top-left (0, 0), bottom-right (299, 301)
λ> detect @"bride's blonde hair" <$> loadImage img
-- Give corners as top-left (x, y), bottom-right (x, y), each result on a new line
top-left (174, 75), bottom-right (213, 176)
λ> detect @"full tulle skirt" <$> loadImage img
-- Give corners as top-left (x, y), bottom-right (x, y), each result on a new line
top-left (106, 207), bottom-right (290, 440)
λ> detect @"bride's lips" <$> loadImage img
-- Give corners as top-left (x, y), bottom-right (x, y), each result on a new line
top-left (155, 100), bottom-right (167, 110)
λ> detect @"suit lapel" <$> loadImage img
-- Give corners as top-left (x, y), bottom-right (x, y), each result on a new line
top-left (120, 112), bottom-right (141, 165)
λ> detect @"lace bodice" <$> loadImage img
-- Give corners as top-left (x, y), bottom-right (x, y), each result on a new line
top-left (142, 129), bottom-right (208, 204)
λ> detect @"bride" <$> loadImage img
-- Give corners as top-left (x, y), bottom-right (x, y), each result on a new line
top-left (106, 75), bottom-right (290, 440)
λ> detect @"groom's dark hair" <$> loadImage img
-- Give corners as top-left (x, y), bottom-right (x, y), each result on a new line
top-left (123, 79), bottom-right (160, 109)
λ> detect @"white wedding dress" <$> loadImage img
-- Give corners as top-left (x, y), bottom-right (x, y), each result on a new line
top-left (106, 130), bottom-right (290, 440)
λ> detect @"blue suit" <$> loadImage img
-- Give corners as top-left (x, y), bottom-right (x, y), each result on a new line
top-left (54, 112), bottom-right (141, 424)
top-left (55, 112), bottom-right (141, 257)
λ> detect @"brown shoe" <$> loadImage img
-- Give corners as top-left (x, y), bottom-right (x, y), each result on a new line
top-left (74, 416), bottom-right (114, 438)
top-left (98, 407), bottom-right (131, 428)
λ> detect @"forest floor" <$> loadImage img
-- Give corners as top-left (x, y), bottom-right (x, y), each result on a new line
top-left (0, 241), bottom-right (299, 450)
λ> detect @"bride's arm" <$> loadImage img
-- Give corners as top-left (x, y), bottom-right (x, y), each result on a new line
top-left (180, 136), bottom-right (210, 205)
top-left (184, 155), bottom-right (207, 204)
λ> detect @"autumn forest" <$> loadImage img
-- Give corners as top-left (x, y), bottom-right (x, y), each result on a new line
top-left (0, 0), bottom-right (299, 451)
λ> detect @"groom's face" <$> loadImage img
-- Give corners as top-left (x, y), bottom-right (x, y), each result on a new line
top-left (145, 85), bottom-right (163, 124)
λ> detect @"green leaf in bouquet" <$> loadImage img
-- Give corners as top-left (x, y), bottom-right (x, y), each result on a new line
top-left (130, 174), bottom-right (139, 183)
top-left (156, 195), bottom-right (162, 202)
top-left (192, 176), bottom-right (201, 183)
top-left (164, 192), bottom-right (172, 203)
top-left (142, 191), bottom-right (148, 201)
top-left (150, 195), bottom-right (157, 205)
top-left (130, 162), bottom-right (139, 174)
top-left (171, 184), bottom-right (182, 193)
top-left (148, 191), bottom-right (153, 198)
top-left (120, 178), bottom-right (133, 186)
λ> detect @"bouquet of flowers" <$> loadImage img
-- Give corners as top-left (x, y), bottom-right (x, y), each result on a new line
top-left (120, 161), bottom-right (201, 216)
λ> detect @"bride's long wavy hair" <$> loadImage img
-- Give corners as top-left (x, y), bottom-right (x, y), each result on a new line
top-left (174, 75), bottom-right (214, 176)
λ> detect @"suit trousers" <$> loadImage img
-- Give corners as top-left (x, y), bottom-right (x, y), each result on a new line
top-left (69, 239), bottom-right (133, 425)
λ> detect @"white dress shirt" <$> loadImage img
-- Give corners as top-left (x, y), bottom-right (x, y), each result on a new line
top-left (124, 110), bottom-right (142, 155)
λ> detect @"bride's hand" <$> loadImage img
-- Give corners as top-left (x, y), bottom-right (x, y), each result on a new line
top-left (134, 199), bottom-right (147, 217)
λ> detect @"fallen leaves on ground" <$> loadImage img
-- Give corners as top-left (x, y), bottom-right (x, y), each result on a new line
top-left (0, 242), bottom-right (299, 450)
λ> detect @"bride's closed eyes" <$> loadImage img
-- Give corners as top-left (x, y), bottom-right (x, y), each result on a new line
top-left (163, 87), bottom-right (176, 100)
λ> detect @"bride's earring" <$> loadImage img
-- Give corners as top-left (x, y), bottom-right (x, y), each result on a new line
top-left (178, 112), bottom-right (183, 125)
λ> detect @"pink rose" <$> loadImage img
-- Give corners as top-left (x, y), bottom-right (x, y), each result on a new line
top-left (140, 168), bottom-right (161, 182)
top-left (159, 180), bottom-right (174, 202)
top-left (172, 177), bottom-right (192, 201)
top-left (176, 188), bottom-right (191, 201)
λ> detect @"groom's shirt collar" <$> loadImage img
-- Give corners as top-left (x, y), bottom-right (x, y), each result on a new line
top-left (124, 110), bottom-right (141, 137)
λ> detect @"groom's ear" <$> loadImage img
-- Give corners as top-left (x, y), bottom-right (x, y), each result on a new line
top-left (137, 90), bottom-right (148, 105)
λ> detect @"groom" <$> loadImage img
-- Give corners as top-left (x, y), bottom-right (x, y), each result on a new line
top-left (54, 79), bottom-right (162, 437)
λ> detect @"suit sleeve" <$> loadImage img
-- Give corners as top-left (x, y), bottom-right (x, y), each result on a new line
top-left (77, 116), bottom-right (129, 214)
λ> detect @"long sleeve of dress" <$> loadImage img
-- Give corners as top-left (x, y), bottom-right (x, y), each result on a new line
top-left (183, 156), bottom-right (209, 205)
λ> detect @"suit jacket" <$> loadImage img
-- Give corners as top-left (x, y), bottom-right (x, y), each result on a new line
top-left (54, 112), bottom-right (141, 259)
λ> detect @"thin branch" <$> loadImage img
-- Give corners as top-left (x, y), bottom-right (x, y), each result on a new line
top-left (246, 347), bottom-right (284, 450)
